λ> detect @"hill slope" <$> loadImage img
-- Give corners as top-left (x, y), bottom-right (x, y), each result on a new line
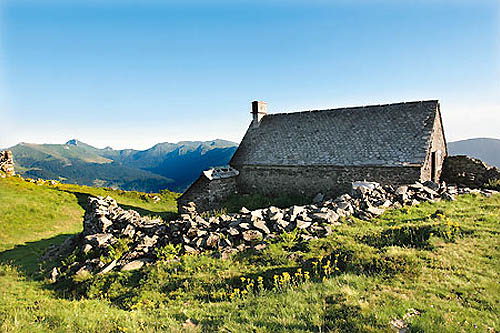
top-left (9, 139), bottom-right (238, 192)
top-left (0, 176), bottom-right (499, 332)
top-left (448, 138), bottom-right (500, 167)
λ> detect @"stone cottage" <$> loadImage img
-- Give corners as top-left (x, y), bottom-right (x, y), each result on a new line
top-left (178, 100), bottom-right (447, 212)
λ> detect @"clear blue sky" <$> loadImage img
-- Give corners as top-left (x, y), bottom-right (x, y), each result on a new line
top-left (1, 0), bottom-right (499, 149)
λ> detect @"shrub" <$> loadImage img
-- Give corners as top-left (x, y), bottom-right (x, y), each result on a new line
top-left (485, 178), bottom-right (500, 191)
top-left (155, 243), bottom-right (182, 262)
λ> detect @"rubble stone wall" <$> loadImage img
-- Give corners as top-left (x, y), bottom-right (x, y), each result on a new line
top-left (177, 175), bottom-right (238, 213)
top-left (420, 111), bottom-right (447, 182)
top-left (441, 155), bottom-right (500, 188)
top-left (236, 165), bottom-right (422, 198)
top-left (0, 150), bottom-right (15, 176)
top-left (46, 181), bottom-right (497, 280)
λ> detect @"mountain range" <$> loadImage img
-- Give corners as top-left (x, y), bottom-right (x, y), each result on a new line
top-left (6, 137), bottom-right (499, 193)
top-left (8, 139), bottom-right (238, 192)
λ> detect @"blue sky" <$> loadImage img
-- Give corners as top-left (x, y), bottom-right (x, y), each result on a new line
top-left (1, 0), bottom-right (499, 149)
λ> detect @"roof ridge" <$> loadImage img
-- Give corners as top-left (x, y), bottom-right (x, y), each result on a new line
top-left (268, 99), bottom-right (438, 117)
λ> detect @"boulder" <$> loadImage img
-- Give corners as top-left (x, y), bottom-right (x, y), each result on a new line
top-left (252, 220), bottom-right (270, 234)
top-left (242, 230), bottom-right (263, 242)
top-left (121, 259), bottom-right (149, 272)
top-left (313, 193), bottom-right (324, 203)
top-left (84, 233), bottom-right (113, 247)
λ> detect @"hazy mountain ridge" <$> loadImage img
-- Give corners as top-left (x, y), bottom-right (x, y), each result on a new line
top-left (9, 139), bottom-right (238, 192)
top-left (448, 138), bottom-right (500, 168)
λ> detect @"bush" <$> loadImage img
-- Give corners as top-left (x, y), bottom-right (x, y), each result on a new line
top-left (485, 178), bottom-right (500, 191)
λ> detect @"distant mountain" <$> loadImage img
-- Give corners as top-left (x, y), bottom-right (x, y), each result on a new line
top-left (9, 139), bottom-right (238, 192)
top-left (448, 138), bottom-right (500, 168)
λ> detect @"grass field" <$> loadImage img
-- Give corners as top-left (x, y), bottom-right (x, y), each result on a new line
top-left (0, 175), bottom-right (499, 332)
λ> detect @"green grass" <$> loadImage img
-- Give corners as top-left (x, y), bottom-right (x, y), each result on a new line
top-left (0, 176), bottom-right (499, 332)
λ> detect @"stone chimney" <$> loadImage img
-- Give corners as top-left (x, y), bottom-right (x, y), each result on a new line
top-left (251, 101), bottom-right (267, 128)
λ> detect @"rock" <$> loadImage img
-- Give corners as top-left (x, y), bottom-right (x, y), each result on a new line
top-left (275, 218), bottom-right (289, 230)
top-left (98, 260), bottom-right (117, 275)
top-left (268, 206), bottom-right (281, 214)
top-left (49, 267), bottom-right (58, 283)
top-left (218, 238), bottom-right (232, 248)
top-left (252, 220), bottom-right (270, 234)
top-left (75, 265), bottom-right (92, 278)
top-left (290, 205), bottom-right (306, 221)
top-left (390, 318), bottom-right (408, 333)
top-left (121, 224), bottom-right (136, 238)
top-left (182, 318), bottom-right (198, 330)
top-left (395, 185), bottom-right (408, 195)
top-left (228, 227), bottom-right (240, 236)
top-left (442, 192), bottom-right (456, 201)
top-left (82, 243), bottom-right (93, 254)
top-left (96, 216), bottom-right (113, 232)
top-left (238, 222), bottom-right (251, 230)
top-left (296, 219), bottom-right (311, 229)
top-left (423, 180), bottom-right (440, 192)
top-left (182, 202), bottom-right (197, 212)
top-left (311, 211), bottom-right (339, 224)
top-left (240, 207), bottom-right (251, 214)
top-left (250, 209), bottom-right (264, 221)
top-left (337, 201), bottom-right (353, 214)
top-left (242, 230), bottom-right (263, 242)
top-left (84, 233), bottom-right (113, 247)
top-left (205, 233), bottom-right (220, 248)
top-left (0, 150), bottom-right (15, 176)
top-left (269, 211), bottom-right (284, 223)
top-left (313, 193), bottom-right (324, 203)
top-left (421, 185), bottom-right (439, 198)
top-left (254, 243), bottom-right (267, 251)
top-left (184, 245), bottom-right (198, 254)
top-left (121, 259), bottom-right (149, 272)
top-left (337, 193), bottom-right (352, 202)
top-left (365, 204), bottom-right (385, 216)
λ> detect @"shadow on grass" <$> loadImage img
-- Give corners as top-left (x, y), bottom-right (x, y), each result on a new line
top-left (0, 233), bottom-right (75, 277)
top-left (62, 190), bottom-right (179, 221)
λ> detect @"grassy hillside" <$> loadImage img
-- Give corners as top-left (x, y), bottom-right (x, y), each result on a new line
top-left (0, 176), bottom-right (499, 332)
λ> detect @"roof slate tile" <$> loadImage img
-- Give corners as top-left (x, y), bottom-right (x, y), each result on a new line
top-left (230, 100), bottom-right (438, 167)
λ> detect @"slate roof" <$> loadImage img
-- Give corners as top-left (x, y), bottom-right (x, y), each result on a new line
top-left (230, 100), bottom-right (440, 167)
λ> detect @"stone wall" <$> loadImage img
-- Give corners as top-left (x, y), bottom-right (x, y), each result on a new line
top-left (0, 150), bottom-right (15, 176)
top-left (177, 175), bottom-right (238, 213)
top-left (420, 109), bottom-right (447, 182)
top-left (441, 155), bottom-right (500, 188)
top-left (236, 165), bottom-right (422, 198)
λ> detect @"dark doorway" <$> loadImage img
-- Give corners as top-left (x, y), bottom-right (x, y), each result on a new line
top-left (431, 151), bottom-right (437, 182)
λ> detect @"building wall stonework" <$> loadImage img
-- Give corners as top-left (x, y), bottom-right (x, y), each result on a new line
top-left (420, 109), bottom-right (447, 182)
top-left (235, 165), bottom-right (422, 198)
top-left (177, 175), bottom-right (238, 213)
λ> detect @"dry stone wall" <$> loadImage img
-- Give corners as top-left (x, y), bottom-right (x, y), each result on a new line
top-left (441, 155), bottom-right (500, 188)
top-left (0, 150), bottom-right (15, 176)
top-left (45, 180), bottom-right (496, 281)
